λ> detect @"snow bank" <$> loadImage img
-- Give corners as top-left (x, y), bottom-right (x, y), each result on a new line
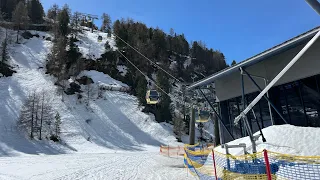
top-left (79, 70), bottom-right (130, 92)
top-left (117, 65), bottom-right (128, 76)
top-left (80, 70), bottom-right (128, 87)
top-left (215, 125), bottom-right (320, 156)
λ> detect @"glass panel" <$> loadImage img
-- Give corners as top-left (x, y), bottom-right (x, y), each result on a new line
top-left (283, 81), bottom-right (307, 126)
top-left (300, 76), bottom-right (320, 127)
top-left (228, 98), bottom-right (242, 138)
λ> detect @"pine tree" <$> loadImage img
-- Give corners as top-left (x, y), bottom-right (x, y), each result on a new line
top-left (54, 112), bottom-right (61, 137)
top-left (27, 0), bottom-right (44, 24)
top-left (66, 37), bottom-right (82, 71)
top-left (136, 75), bottom-right (147, 105)
top-left (101, 13), bottom-right (112, 35)
top-left (12, 1), bottom-right (29, 43)
top-left (156, 71), bottom-right (172, 123)
top-left (231, 60), bottom-right (237, 66)
top-left (0, 0), bottom-right (19, 20)
top-left (0, 29), bottom-right (9, 63)
top-left (57, 5), bottom-right (70, 37)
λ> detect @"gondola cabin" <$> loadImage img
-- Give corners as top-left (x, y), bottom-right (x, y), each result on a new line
top-left (146, 90), bottom-right (160, 105)
top-left (98, 35), bottom-right (103, 42)
top-left (196, 109), bottom-right (210, 123)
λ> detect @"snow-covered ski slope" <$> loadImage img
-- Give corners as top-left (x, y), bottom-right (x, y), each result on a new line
top-left (0, 152), bottom-right (193, 180)
top-left (0, 27), bottom-right (181, 157)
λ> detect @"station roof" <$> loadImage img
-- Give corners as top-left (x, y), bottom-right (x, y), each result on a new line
top-left (187, 26), bottom-right (320, 90)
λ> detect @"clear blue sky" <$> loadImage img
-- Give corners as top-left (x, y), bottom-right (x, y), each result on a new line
top-left (42, 0), bottom-right (319, 64)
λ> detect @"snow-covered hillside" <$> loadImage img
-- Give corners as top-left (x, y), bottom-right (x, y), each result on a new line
top-left (75, 28), bottom-right (116, 60)
top-left (0, 27), bottom-right (181, 157)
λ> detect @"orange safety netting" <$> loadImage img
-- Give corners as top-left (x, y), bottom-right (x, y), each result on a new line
top-left (160, 145), bottom-right (185, 156)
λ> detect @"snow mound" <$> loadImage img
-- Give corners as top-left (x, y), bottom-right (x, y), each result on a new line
top-left (80, 70), bottom-right (128, 88)
top-left (215, 125), bottom-right (320, 156)
top-left (117, 65), bottom-right (127, 76)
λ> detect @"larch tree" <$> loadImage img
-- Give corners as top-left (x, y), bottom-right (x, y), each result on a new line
top-left (47, 4), bottom-right (60, 21)
top-left (12, 1), bottom-right (29, 43)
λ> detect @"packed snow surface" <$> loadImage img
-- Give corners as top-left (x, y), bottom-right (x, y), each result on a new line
top-left (0, 152), bottom-right (193, 180)
top-left (215, 124), bottom-right (320, 156)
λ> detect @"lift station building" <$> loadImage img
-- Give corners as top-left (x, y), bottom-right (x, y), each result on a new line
top-left (188, 26), bottom-right (320, 143)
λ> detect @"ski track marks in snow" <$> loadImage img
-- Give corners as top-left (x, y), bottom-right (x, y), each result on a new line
top-left (0, 153), bottom-right (193, 180)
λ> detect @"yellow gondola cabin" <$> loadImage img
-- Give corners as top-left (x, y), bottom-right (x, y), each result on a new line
top-left (146, 90), bottom-right (160, 105)
top-left (196, 109), bottom-right (210, 123)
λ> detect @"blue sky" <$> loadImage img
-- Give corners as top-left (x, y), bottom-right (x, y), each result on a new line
top-left (42, 0), bottom-right (319, 64)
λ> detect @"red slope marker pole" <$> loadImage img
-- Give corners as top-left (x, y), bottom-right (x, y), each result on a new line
top-left (212, 149), bottom-right (218, 180)
top-left (264, 149), bottom-right (272, 180)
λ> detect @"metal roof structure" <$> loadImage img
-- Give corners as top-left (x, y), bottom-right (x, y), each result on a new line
top-left (187, 26), bottom-right (320, 90)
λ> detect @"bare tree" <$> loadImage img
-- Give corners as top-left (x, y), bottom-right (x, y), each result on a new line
top-left (85, 81), bottom-right (94, 106)
top-left (169, 28), bottom-right (175, 37)
top-left (70, 11), bottom-right (81, 38)
top-left (97, 84), bottom-right (103, 99)
top-left (47, 4), bottom-right (60, 21)
top-left (39, 91), bottom-right (54, 140)
top-left (18, 90), bottom-right (54, 140)
top-left (18, 91), bottom-right (38, 139)
top-left (54, 112), bottom-right (61, 138)
top-left (12, 1), bottom-right (29, 43)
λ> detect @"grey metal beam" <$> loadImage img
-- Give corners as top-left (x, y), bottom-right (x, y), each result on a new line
top-left (189, 108), bottom-right (195, 145)
top-left (306, 0), bottom-right (320, 15)
top-left (241, 73), bottom-right (257, 153)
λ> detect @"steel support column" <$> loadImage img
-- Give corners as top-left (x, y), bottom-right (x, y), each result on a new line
top-left (198, 89), bottom-right (235, 140)
top-left (242, 68), bottom-right (288, 124)
top-left (240, 72), bottom-right (257, 153)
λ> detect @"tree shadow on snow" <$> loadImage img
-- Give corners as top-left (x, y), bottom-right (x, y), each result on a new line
top-left (0, 77), bottom-right (68, 157)
top-left (68, 91), bottom-right (164, 152)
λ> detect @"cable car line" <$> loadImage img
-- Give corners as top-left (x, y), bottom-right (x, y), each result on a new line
top-left (112, 33), bottom-right (182, 83)
top-left (116, 49), bottom-right (170, 97)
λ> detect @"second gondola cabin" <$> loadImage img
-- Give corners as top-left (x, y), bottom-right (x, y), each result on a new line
top-left (98, 35), bottom-right (103, 42)
top-left (196, 109), bottom-right (210, 123)
top-left (146, 90), bottom-right (160, 105)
